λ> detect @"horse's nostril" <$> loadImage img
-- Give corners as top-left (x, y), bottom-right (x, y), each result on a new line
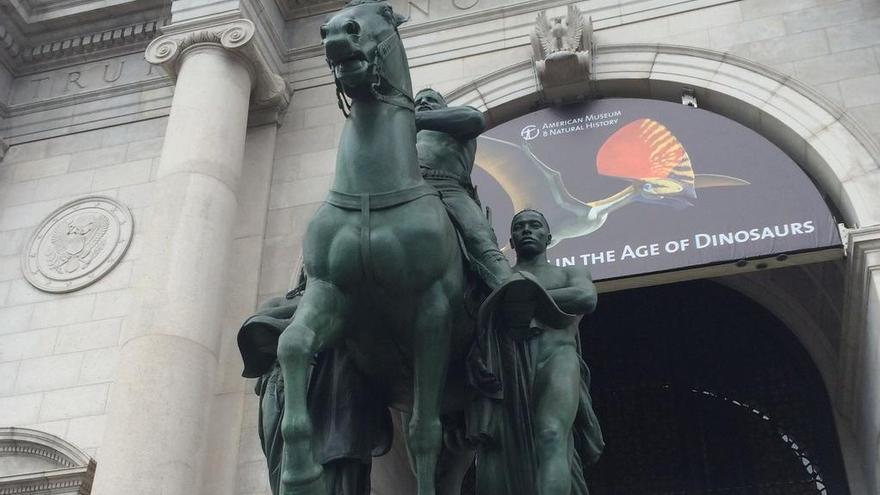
top-left (324, 37), bottom-right (353, 62)
top-left (345, 20), bottom-right (360, 35)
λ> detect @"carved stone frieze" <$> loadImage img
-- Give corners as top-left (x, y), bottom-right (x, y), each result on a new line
top-left (530, 4), bottom-right (593, 102)
top-left (0, 21), bottom-right (23, 60)
top-left (0, 427), bottom-right (96, 495)
top-left (145, 18), bottom-right (291, 112)
top-left (27, 20), bottom-right (164, 63)
top-left (22, 196), bottom-right (133, 293)
top-left (0, 17), bottom-right (165, 72)
top-left (274, 0), bottom-right (346, 20)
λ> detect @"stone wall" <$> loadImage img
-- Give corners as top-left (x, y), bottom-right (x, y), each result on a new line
top-left (592, 0), bottom-right (880, 143)
top-left (0, 117), bottom-right (166, 458)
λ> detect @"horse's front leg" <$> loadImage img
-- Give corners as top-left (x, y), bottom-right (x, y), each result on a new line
top-left (409, 284), bottom-right (454, 495)
top-left (278, 279), bottom-right (349, 495)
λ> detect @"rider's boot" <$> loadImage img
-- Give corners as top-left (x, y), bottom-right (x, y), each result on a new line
top-left (474, 248), bottom-right (514, 291)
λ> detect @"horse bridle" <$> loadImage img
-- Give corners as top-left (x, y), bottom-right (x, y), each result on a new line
top-left (329, 30), bottom-right (416, 117)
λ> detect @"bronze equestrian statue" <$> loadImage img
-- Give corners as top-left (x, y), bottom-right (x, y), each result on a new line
top-left (276, 2), bottom-right (493, 494)
top-left (260, 2), bottom-right (600, 494)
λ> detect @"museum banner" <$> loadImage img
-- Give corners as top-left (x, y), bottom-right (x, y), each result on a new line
top-left (473, 98), bottom-right (843, 283)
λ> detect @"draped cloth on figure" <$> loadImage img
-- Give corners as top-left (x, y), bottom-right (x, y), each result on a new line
top-left (467, 282), bottom-right (605, 495)
top-left (238, 293), bottom-right (392, 495)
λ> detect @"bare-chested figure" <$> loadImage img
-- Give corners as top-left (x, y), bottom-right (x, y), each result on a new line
top-left (509, 209), bottom-right (599, 495)
top-left (415, 88), bottom-right (513, 289)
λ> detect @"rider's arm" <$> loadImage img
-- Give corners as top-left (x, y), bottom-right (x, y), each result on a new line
top-left (415, 106), bottom-right (487, 140)
top-left (547, 267), bottom-right (598, 315)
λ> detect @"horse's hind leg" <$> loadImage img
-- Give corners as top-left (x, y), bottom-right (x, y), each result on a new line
top-left (437, 428), bottom-right (476, 495)
top-left (278, 279), bottom-right (349, 495)
top-left (409, 285), bottom-right (454, 495)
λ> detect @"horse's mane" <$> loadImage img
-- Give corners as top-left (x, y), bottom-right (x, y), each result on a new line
top-left (344, 0), bottom-right (389, 7)
top-left (343, 0), bottom-right (406, 27)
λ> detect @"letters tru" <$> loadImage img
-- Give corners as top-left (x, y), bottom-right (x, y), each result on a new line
top-left (28, 58), bottom-right (155, 100)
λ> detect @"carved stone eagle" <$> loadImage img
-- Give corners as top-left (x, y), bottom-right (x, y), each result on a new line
top-left (47, 213), bottom-right (110, 274)
top-left (531, 5), bottom-right (593, 100)
top-left (531, 5), bottom-right (591, 58)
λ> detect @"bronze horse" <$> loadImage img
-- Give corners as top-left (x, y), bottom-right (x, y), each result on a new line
top-left (278, 2), bottom-right (477, 494)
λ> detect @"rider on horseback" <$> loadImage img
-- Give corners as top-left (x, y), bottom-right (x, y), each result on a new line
top-left (415, 88), bottom-right (514, 290)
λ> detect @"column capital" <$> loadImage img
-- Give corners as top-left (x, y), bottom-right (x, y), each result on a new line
top-left (146, 17), bottom-right (290, 113)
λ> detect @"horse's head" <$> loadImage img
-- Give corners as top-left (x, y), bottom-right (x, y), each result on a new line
top-left (322, 0), bottom-right (412, 110)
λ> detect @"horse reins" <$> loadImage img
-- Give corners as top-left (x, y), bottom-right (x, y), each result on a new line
top-left (329, 30), bottom-right (416, 117)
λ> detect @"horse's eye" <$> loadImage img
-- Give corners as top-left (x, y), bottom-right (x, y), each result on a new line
top-left (319, 25), bottom-right (329, 39)
top-left (345, 20), bottom-right (360, 35)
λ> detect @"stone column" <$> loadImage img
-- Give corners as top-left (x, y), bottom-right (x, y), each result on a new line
top-left (91, 19), bottom-right (288, 495)
top-left (839, 224), bottom-right (880, 495)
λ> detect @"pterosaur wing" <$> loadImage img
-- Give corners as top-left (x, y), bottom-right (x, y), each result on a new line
top-left (475, 135), bottom-right (590, 219)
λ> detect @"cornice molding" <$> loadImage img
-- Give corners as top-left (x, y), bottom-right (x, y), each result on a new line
top-left (285, 0), bottom-right (595, 61)
top-left (0, 17), bottom-right (166, 75)
top-left (26, 20), bottom-right (163, 64)
top-left (0, 466), bottom-right (94, 495)
top-left (0, 21), bottom-right (24, 60)
top-left (145, 16), bottom-right (290, 112)
top-left (273, 0), bottom-right (345, 20)
top-left (0, 427), bottom-right (96, 495)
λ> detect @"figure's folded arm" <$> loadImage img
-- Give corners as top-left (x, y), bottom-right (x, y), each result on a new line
top-left (415, 106), bottom-right (487, 139)
top-left (547, 267), bottom-right (597, 315)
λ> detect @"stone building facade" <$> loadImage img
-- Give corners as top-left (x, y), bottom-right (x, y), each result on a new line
top-left (0, 0), bottom-right (879, 494)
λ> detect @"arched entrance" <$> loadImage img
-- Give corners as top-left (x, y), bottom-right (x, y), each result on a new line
top-left (582, 279), bottom-right (849, 495)
top-left (445, 43), bottom-right (879, 494)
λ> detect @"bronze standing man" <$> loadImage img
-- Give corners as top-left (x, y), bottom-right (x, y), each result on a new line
top-left (470, 209), bottom-right (604, 495)
top-left (415, 88), bottom-right (513, 290)
top-left (509, 209), bottom-right (602, 495)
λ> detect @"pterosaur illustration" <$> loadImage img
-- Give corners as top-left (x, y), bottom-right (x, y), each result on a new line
top-left (475, 118), bottom-right (750, 248)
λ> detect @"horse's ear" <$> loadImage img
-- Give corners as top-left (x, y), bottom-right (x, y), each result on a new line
top-left (382, 5), bottom-right (408, 27)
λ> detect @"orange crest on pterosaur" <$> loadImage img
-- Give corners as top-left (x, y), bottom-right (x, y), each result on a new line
top-left (596, 118), bottom-right (696, 196)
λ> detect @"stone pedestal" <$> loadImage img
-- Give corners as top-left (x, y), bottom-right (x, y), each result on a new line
top-left (91, 19), bottom-right (288, 495)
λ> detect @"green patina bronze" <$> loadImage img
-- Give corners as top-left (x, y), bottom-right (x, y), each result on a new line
top-left (414, 89), bottom-right (513, 290)
top-left (276, 2), bottom-right (477, 494)
top-left (247, 2), bottom-right (603, 494)
top-left (237, 272), bottom-right (391, 495)
top-left (468, 210), bottom-right (605, 495)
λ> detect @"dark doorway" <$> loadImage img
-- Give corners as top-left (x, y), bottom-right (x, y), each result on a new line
top-left (581, 279), bottom-right (849, 495)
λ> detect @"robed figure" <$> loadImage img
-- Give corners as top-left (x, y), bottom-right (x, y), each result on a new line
top-left (468, 209), bottom-right (605, 495)
top-left (237, 274), bottom-right (393, 495)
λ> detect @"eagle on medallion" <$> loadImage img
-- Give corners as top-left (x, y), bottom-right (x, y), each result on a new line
top-left (46, 213), bottom-right (110, 274)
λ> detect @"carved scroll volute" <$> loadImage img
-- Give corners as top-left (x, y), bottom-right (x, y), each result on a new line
top-left (145, 19), bottom-right (290, 112)
top-left (145, 19), bottom-right (254, 71)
